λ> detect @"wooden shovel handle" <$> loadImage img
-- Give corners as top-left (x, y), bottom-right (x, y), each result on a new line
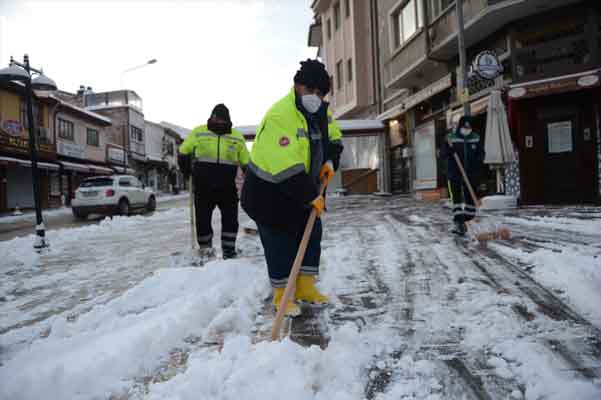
top-left (447, 137), bottom-right (481, 208)
top-left (271, 180), bottom-right (328, 341)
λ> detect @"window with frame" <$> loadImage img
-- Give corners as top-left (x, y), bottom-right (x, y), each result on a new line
top-left (345, 0), bottom-right (351, 18)
top-left (334, 2), bottom-right (341, 30)
top-left (87, 128), bottom-right (99, 146)
top-left (20, 99), bottom-right (43, 130)
top-left (130, 125), bottom-right (143, 142)
top-left (58, 118), bottom-right (74, 141)
top-left (327, 18), bottom-right (332, 39)
top-left (336, 61), bottom-right (343, 90)
top-left (393, 0), bottom-right (424, 49)
top-left (429, 0), bottom-right (454, 20)
top-left (347, 59), bottom-right (353, 83)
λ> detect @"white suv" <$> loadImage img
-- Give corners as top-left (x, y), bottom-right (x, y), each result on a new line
top-left (72, 175), bottom-right (156, 220)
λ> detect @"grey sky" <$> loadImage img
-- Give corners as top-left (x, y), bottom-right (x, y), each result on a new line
top-left (0, 0), bottom-right (316, 128)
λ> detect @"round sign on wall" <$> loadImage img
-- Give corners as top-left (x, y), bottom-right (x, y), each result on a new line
top-left (472, 50), bottom-right (504, 81)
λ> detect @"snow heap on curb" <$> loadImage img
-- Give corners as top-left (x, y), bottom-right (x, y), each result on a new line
top-left (0, 261), bottom-right (268, 400)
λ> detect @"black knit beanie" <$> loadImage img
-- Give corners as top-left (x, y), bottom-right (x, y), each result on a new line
top-left (210, 103), bottom-right (231, 123)
top-left (293, 59), bottom-right (331, 96)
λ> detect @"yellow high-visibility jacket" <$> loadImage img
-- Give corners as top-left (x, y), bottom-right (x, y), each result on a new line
top-left (179, 125), bottom-right (249, 190)
top-left (241, 88), bottom-right (344, 233)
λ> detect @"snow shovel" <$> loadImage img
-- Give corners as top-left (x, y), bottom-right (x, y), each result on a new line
top-left (447, 138), bottom-right (510, 243)
top-left (271, 180), bottom-right (328, 341)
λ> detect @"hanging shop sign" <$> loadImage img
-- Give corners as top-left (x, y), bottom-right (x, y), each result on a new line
top-left (107, 145), bottom-right (127, 165)
top-left (57, 140), bottom-right (85, 159)
top-left (0, 119), bottom-right (23, 137)
top-left (472, 51), bottom-right (503, 81)
top-left (509, 71), bottom-right (601, 99)
top-left (0, 131), bottom-right (56, 158)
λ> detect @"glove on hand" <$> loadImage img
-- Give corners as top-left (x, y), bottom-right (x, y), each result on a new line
top-left (319, 161), bottom-right (335, 185)
top-left (311, 196), bottom-right (325, 218)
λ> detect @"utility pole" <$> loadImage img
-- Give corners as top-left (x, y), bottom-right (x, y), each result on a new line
top-left (456, 0), bottom-right (470, 116)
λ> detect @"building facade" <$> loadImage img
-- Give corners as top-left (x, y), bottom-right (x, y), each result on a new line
top-left (310, 0), bottom-right (381, 120)
top-left (49, 95), bottom-right (113, 204)
top-left (0, 81), bottom-right (59, 212)
top-left (369, 0), bottom-right (601, 204)
top-left (84, 90), bottom-right (145, 177)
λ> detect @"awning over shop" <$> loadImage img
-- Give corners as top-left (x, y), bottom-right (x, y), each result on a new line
top-left (377, 74), bottom-right (453, 120)
top-left (0, 156), bottom-right (59, 171)
top-left (88, 165), bottom-right (114, 175)
top-left (59, 161), bottom-right (90, 173)
top-left (112, 166), bottom-right (136, 175)
top-left (508, 69), bottom-right (601, 100)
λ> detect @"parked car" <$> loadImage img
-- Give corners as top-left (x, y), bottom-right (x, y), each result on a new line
top-left (72, 175), bottom-right (156, 220)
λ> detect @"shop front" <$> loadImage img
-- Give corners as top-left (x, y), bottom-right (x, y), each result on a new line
top-left (0, 131), bottom-right (59, 212)
top-left (509, 70), bottom-right (601, 204)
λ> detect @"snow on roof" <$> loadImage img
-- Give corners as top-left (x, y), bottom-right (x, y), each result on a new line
top-left (160, 121), bottom-right (191, 139)
top-left (34, 92), bottom-right (112, 124)
top-left (58, 99), bottom-right (112, 124)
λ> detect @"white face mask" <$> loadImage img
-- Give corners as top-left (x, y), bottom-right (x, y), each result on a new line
top-left (460, 128), bottom-right (472, 136)
top-left (301, 94), bottom-right (322, 114)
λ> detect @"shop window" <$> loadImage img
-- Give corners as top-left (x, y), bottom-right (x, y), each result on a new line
top-left (347, 58), bottom-right (353, 83)
top-left (327, 18), bottom-right (332, 40)
top-left (336, 61), bottom-right (343, 90)
top-left (345, 0), bottom-right (351, 18)
top-left (334, 2), bottom-right (341, 30)
top-left (58, 118), bottom-right (74, 141)
top-left (87, 128), bottom-right (99, 146)
top-left (392, 0), bottom-right (424, 49)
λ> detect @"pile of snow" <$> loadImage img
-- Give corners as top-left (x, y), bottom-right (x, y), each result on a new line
top-left (0, 261), bottom-right (268, 400)
top-left (0, 207), bottom-right (72, 224)
top-left (146, 325), bottom-right (396, 400)
top-left (480, 195), bottom-right (518, 210)
top-left (491, 244), bottom-right (601, 325)
top-left (504, 215), bottom-right (601, 236)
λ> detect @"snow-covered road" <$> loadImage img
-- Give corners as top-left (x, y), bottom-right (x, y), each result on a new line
top-left (1, 196), bottom-right (600, 399)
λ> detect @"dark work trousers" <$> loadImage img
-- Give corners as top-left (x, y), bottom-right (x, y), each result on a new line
top-left (257, 218), bottom-right (322, 288)
top-left (194, 185), bottom-right (239, 252)
top-left (448, 179), bottom-right (477, 223)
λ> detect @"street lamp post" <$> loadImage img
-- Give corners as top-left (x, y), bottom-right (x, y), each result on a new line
top-left (120, 58), bottom-right (157, 89)
top-left (0, 55), bottom-right (57, 249)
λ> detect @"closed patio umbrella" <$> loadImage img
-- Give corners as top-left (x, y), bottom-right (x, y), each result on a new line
top-left (484, 90), bottom-right (516, 192)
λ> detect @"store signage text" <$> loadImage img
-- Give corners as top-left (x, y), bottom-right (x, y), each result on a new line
top-left (57, 140), bottom-right (85, 158)
top-left (0, 119), bottom-right (23, 137)
top-left (0, 132), bottom-right (56, 156)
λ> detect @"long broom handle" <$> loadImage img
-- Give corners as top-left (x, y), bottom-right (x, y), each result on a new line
top-left (189, 176), bottom-right (196, 249)
top-left (447, 137), bottom-right (481, 208)
top-left (271, 180), bottom-right (328, 341)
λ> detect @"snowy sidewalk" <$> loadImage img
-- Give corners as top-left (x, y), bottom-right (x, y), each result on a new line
top-left (1, 196), bottom-right (600, 399)
top-left (0, 192), bottom-right (189, 225)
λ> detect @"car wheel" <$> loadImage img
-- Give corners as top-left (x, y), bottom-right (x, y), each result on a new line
top-left (118, 198), bottom-right (130, 216)
top-left (146, 195), bottom-right (156, 213)
top-left (72, 208), bottom-right (88, 220)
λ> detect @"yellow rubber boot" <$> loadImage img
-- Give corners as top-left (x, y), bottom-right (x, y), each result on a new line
top-left (295, 275), bottom-right (329, 305)
top-left (272, 287), bottom-right (301, 317)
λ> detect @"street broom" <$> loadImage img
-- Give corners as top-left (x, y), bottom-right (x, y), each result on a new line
top-left (271, 180), bottom-right (327, 341)
top-left (448, 138), bottom-right (510, 243)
